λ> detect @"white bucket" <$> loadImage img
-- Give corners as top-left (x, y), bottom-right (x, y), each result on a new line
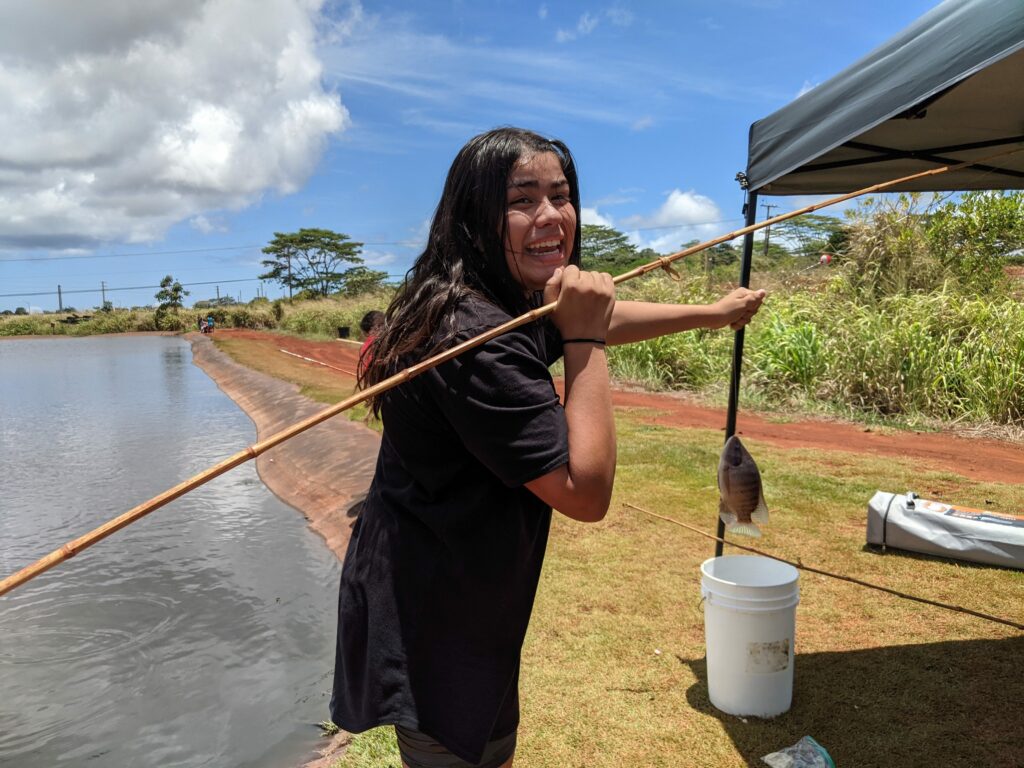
top-left (700, 555), bottom-right (800, 717)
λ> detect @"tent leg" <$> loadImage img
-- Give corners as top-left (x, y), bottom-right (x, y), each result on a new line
top-left (716, 190), bottom-right (759, 557)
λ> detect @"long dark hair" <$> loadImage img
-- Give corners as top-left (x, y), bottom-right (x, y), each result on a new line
top-left (360, 127), bottom-right (581, 414)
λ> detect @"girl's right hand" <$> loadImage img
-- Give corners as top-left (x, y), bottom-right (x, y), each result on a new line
top-left (543, 265), bottom-right (615, 340)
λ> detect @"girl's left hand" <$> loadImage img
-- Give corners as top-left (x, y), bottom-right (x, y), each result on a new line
top-left (711, 288), bottom-right (767, 331)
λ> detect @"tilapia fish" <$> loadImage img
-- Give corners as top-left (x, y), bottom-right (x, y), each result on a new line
top-left (717, 435), bottom-right (769, 538)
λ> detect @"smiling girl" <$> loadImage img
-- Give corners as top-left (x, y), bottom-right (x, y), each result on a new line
top-left (330, 127), bottom-right (764, 768)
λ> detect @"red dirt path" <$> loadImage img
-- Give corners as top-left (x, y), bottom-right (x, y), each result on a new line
top-left (217, 329), bottom-right (1024, 485)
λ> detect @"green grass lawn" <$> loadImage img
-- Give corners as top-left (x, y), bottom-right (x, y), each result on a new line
top-left (332, 416), bottom-right (1023, 767)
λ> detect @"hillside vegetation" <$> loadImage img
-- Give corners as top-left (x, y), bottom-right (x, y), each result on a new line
top-left (5, 192), bottom-right (1022, 428)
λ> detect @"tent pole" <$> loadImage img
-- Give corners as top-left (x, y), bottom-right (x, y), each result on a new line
top-left (717, 189), bottom-right (759, 557)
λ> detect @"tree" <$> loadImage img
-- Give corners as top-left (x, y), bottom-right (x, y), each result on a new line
top-left (155, 275), bottom-right (189, 311)
top-left (259, 228), bottom-right (365, 298)
top-left (14, 307), bottom-right (27, 315)
top-left (928, 191), bottom-right (1024, 294)
top-left (772, 214), bottom-right (848, 260)
top-left (581, 225), bottom-right (640, 273)
top-left (339, 266), bottom-right (390, 296)
top-left (843, 194), bottom-right (943, 300)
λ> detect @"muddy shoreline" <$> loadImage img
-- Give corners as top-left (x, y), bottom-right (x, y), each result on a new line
top-left (187, 332), bottom-right (379, 560)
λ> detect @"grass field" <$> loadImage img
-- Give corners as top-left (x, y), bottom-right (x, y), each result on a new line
top-left (215, 333), bottom-right (1023, 768)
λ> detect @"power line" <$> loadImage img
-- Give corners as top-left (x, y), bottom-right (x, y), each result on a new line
top-left (0, 273), bottom-right (409, 300)
top-left (0, 277), bottom-right (261, 300)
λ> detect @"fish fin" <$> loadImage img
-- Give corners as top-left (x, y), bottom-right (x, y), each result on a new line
top-left (751, 493), bottom-right (770, 524)
top-left (727, 522), bottom-right (762, 538)
top-left (718, 498), bottom-right (737, 526)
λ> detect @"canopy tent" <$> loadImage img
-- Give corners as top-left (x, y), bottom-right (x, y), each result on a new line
top-left (717, 0), bottom-right (1024, 555)
top-left (745, 0), bottom-right (1024, 195)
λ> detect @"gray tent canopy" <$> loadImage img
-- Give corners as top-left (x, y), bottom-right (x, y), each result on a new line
top-left (716, 0), bottom-right (1024, 557)
top-left (745, 0), bottom-right (1024, 195)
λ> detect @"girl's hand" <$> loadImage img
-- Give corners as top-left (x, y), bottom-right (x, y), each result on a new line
top-left (710, 288), bottom-right (766, 331)
top-left (543, 265), bottom-right (615, 339)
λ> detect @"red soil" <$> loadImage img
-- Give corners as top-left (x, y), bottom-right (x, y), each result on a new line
top-left (216, 329), bottom-right (1024, 485)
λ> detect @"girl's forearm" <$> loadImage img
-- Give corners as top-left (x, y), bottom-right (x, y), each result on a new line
top-left (606, 300), bottom-right (719, 345)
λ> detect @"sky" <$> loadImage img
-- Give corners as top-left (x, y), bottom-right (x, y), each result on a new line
top-left (0, 0), bottom-right (943, 313)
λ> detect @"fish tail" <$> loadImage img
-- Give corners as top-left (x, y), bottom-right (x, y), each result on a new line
top-left (718, 498), bottom-right (737, 526)
top-left (751, 493), bottom-right (770, 524)
top-left (727, 522), bottom-right (762, 538)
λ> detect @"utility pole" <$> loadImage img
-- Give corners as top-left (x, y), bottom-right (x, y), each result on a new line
top-left (101, 281), bottom-right (107, 307)
top-left (760, 202), bottom-right (779, 258)
top-left (57, 284), bottom-right (63, 312)
top-left (216, 285), bottom-right (220, 302)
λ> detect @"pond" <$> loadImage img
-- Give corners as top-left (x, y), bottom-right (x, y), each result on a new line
top-left (0, 336), bottom-right (339, 767)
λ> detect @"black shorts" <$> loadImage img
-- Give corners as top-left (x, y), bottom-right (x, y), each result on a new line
top-left (394, 725), bottom-right (517, 768)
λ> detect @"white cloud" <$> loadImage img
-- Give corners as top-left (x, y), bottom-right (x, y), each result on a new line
top-left (622, 189), bottom-right (724, 252)
top-left (581, 207), bottom-right (614, 227)
top-left (360, 249), bottom-right (398, 268)
top-left (538, 4), bottom-right (548, 20)
top-left (319, 9), bottom-right (786, 143)
top-left (631, 115), bottom-right (654, 131)
top-left (579, 12), bottom-right (600, 34)
top-left (189, 214), bottom-right (227, 234)
top-left (796, 80), bottom-right (818, 98)
top-left (556, 12), bottom-right (600, 43)
top-left (593, 189), bottom-right (641, 207)
top-left (624, 189), bottom-right (721, 229)
top-left (0, 0), bottom-right (349, 250)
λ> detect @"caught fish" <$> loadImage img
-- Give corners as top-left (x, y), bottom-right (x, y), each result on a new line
top-left (717, 435), bottom-right (769, 538)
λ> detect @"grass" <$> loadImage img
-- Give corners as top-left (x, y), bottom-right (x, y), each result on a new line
top-left (221, 331), bottom-right (1023, 767)
top-left (327, 420), bottom-right (1023, 766)
top-left (511, 421), bottom-right (1022, 767)
top-left (211, 333), bottom-right (376, 426)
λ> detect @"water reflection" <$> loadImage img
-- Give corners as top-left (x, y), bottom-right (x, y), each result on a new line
top-left (0, 336), bottom-right (339, 768)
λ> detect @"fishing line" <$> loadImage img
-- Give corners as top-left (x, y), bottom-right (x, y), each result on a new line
top-left (279, 348), bottom-right (357, 377)
top-left (624, 502), bottom-right (1024, 632)
top-left (3, 147), bottom-right (1023, 599)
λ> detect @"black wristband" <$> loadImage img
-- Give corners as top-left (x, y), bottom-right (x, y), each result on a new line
top-left (562, 337), bottom-right (606, 346)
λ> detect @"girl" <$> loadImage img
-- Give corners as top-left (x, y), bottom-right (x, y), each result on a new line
top-left (331, 127), bottom-right (764, 768)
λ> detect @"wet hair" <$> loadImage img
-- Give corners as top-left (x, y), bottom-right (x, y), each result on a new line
top-left (360, 127), bottom-right (581, 414)
top-left (359, 310), bottom-right (384, 335)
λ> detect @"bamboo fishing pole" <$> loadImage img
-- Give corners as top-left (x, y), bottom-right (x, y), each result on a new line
top-left (2, 148), bottom-right (1020, 598)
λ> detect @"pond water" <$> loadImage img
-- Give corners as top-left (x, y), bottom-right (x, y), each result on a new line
top-left (0, 336), bottom-right (340, 768)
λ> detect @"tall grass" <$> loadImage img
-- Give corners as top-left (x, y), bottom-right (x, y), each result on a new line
top-left (5, 277), bottom-right (1021, 427)
top-left (279, 292), bottom-right (392, 338)
top-left (0, 304), bottom-right (280, 337)
top-left (611, 275), bottom-right (1024, 426)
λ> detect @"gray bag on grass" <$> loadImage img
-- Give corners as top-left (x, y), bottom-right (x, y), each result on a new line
top-left (867, 491), bottom-right (1024, 570)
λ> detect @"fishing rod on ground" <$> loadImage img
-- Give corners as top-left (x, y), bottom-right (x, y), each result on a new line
top-left (2, 147), bottom-right (1021, 599)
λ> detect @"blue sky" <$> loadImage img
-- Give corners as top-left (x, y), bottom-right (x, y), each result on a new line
top-left (0, 0), bottom-right (941, 313)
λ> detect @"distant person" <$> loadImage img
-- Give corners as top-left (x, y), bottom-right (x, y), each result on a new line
top-left (199, 317), bottom-right (208, 333)
top-left (206, 315), bottom-right (215, 334)
top-left (357, 310), bottom-right (384, 374)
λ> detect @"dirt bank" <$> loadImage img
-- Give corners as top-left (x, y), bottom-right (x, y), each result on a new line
top-left (188, 332), bottom-right (379, 560)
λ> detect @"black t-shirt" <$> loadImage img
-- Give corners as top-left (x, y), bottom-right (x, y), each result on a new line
top-left (330, 297), bottom-right (568, 763)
